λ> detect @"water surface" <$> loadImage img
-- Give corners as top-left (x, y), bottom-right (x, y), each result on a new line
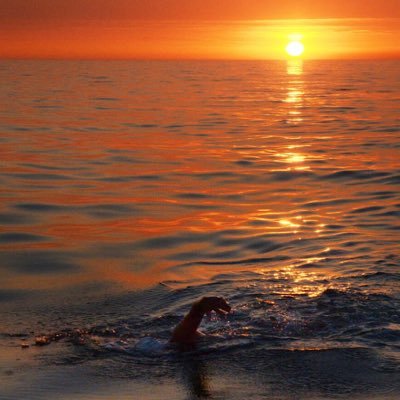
top-left (0, 60), bottom-right (399, 399)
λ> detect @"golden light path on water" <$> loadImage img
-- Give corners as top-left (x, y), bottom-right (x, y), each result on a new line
top-left (252, 59), bottom-right (331, 299)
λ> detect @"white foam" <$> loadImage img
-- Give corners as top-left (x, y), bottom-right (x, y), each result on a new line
top-left (135, 337), bottom-right (166, 354)
top-left (103, 337), bottom-right (166, 355)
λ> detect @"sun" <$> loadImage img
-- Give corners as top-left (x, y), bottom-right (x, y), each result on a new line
top-left (286, 41), bottom-right (304, 57)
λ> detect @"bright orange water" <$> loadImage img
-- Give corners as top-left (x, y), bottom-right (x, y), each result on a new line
top-left (1, 60), bottom-right (399, 290)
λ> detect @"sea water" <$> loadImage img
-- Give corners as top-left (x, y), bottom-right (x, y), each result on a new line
top-left (0, 60), bottom-right (399, 399)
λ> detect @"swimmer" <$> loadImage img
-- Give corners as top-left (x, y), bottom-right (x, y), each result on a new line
top-left (170, 296), bottom-right (231, 346)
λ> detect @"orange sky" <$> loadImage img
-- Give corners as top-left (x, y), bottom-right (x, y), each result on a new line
top-left (1, 0), bottom-right (399, 59)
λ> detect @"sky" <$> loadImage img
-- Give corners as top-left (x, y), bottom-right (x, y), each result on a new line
top-left (1, 0), bottom-right (399, 59)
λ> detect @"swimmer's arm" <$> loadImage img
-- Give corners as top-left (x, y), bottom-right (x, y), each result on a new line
top-left (170, 300), bottom-right (205, 344)
top-left (170, 297), bottom-right (231, 345)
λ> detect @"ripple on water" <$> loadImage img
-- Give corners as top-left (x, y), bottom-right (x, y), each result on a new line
top-left (1, 250), bottom-right (81, 275)
top-left (0, 232), bottom-right (48, 243)
top-left (13, 202), bottom-right (140, 219)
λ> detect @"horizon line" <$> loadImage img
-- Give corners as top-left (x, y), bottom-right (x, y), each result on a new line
top-left (1, 56), bottom-right (400, 62)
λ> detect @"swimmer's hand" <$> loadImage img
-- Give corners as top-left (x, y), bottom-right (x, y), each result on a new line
top-left (198, 296), bottom-right (232, 317)
top-left (170, 296), bottom-right (231, 345)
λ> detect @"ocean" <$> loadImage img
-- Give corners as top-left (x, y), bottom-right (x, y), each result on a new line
top-left (0, 60), bottom-right (399, 399)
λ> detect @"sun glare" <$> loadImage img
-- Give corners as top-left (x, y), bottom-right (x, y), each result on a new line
top-left (286, 41), bottom-right (304, 57)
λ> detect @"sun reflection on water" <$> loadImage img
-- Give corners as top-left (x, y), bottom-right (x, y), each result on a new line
top-left (274, 149), bottom-right (311, 171)
top-left (286, 59), bottom-right (303, 76)
top-left (276, 152), bottom-right (305, 163)
top-left (285, 89), bottom-right (304, 104)
top-left (285, 59), bottom-right (304, 125)
top-left (260, 262), bottom-right (331, 298)
top-left (279, 218), bottom-right (301, 228)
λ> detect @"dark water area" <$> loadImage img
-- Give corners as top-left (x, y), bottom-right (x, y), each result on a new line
top-left (0, 60), bottom-right (399, 399)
